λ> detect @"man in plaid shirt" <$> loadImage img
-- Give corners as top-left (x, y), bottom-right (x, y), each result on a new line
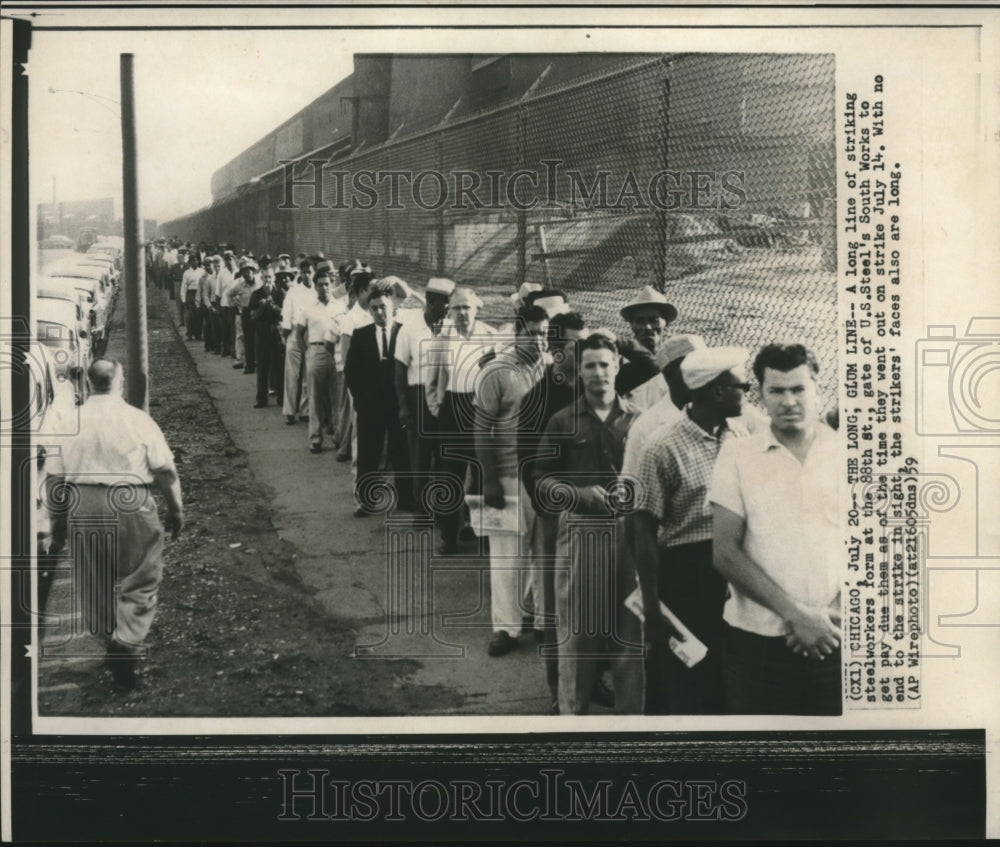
top-left (632, 346), bottom-right (751, 714)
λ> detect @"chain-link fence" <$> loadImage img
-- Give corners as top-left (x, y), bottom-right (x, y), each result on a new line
top-left (164, 53), bottom-right (836, 405)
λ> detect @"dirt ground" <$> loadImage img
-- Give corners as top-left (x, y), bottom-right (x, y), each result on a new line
top-left (37, 283), bottom-right (464, 716)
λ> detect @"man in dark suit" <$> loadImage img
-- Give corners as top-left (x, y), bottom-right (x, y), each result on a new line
top-left (345, 277), bottom-right (413, 517)
top-left (249, 267), bottom-right (286, 408)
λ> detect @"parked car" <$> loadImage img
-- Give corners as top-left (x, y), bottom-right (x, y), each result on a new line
top-left (35, 296), bottom-right (91, 405)
top-left (36, 284), bottom-right (88, 341)
top-left (32, 344), bottom-right (79, 556)
top-left (87, 241), bottom-right (123, 273)
top-left (40, 275), bottom-right (109, 355)
top-left (52, 254), bottom-right (115, 288)
top-left (44, 261), bottom-right (115, 344)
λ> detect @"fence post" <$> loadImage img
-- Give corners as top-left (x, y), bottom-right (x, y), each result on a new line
top-left (120, 53), bottom-right (149, 412)
top-left (436, 134), bottom-right (446, 274)
top-left (516, 104), bottom-right (528, 284)
top-left (652, 57), bottom-right (671, 294)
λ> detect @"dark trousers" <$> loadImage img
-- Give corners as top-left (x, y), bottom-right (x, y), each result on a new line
top-left (220, 306), bottom-right (235, 356)
top-left (184, 292), bottom-right (201, 338)
top-left (355, 404), bottom-right (412, 510)
top-left (537, 510), bottom-right (560, 703)
top-left (201, 305), bottom-right (218, 352)
top-left (722, 624), bottom-right (842, 716)
top-left (254, 326), bottom-right (282, 406)
top-left (405, 384), bottom-right (438, 513)
top-left (242, 309), bottom-right (256, 371)
top-left (645, 540), bottom-right (727, 715)
top-left (434, 391), bottom-right (478, 545)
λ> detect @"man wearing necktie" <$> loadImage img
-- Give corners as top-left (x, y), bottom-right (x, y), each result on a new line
top-left (345, 277), bottom-right (414, 516)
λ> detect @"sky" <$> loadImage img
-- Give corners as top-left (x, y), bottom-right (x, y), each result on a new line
top-left (28, 29), bottom-right (354, 224)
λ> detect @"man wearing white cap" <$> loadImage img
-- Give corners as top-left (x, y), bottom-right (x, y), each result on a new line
top-left (616, 285), bottom-right (678, 412)
top-left (394, 277), bottom-right (454, 512)
top-left (428, 286), bottom-right (496, 554)
top-left (633, 345), bottom-right (752, 714)
top-left (620, 334), bottom-right (706, 480)
top-left (710, 344), bottom-right (840, 715)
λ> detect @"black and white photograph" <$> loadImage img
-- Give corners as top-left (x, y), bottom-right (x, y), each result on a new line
top-left (1, 4), bottom-right (998, 842)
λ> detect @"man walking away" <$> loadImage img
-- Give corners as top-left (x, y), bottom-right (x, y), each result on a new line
top-left (44, 359), bottom-right (183, 690)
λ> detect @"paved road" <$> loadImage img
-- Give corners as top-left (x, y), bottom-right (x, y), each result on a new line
top-left (170, 304), bottom-right (564, 716)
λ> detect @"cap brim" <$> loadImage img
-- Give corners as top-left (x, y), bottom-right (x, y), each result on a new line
top-left (620, 303), bottom-right (678, 323)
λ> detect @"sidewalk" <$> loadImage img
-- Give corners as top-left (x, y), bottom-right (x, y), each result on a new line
top-left (170, 302), bottom-right (555, 715)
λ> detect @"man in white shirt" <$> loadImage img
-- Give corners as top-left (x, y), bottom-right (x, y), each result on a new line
top-left (295, 261), bottom-right (346, 453)
top-left (181, 253), bottom-right (206, 342)
top-left (44, 359), bottom-right (183, 690)
top-left (217, 251), bottom-right (237, 358)
top-left (280, 259), bottom-right (316, 425)
top-left (199, 256), bottom-right (221, 353)
top-left (428, 287), bottom-right (496, 554)
top-left (394, 277), bottom-right (454, 512)
top-left (710, 343), bottom-right (841, 715)
top-left (230, 260), bottom-right (259, 371)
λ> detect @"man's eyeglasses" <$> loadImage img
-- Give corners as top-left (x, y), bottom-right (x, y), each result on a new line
top-left (719, 381), bottom-right (752, 392)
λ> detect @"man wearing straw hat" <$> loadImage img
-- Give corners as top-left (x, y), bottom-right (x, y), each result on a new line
top-left (616, 284), bottom-right (679, 412)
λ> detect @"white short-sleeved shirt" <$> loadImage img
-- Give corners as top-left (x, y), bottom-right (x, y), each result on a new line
top-left (709, 422), bottom-right (840, 636)
top-left (341, 302), bottom-right (374, 338)
top-left (217, 268), bottom-right (236, 306)
top-left (621, 371), bottom-right (670, 413)
top-left (441, 322), bottom-right (497, 395)
top-left (620, 393), bottom-right (685, 478)
top-left (394, 314), bottom-right (439, 387)
top-left (281, 283), bottom-right (317, 331)
top-left (181, 267), bottom-right (205, 296)
top-left (298, 298), bottom-right (346, 345)
top-left (45, 393), bottom-right (175, 485)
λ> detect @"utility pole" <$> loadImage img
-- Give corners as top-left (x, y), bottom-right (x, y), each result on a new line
top-left (120, 53), bottom-right (148, 411)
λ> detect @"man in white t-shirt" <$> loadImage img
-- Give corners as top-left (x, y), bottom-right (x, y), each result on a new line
top-left (710, 343), bottom-right (840, 715)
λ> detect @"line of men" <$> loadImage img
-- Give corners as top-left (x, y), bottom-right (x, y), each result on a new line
top-left (167, 239), bottom-right (842, 717)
